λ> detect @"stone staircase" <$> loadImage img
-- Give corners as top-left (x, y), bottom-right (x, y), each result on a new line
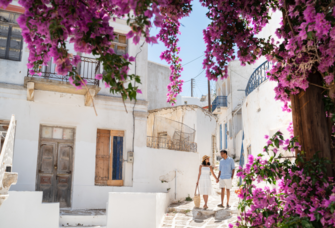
top-left (0, 115), bottom-right (18, 207)
top-left (59, 209), bottom-right (107, 228)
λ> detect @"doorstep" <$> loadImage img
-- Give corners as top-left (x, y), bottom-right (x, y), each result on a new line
top-left (59, 209), bottom-right (106, 227)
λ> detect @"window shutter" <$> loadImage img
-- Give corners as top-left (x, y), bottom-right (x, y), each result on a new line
top-left (8, 25), bottom-right (22, 61)
top-left (0, 24), bottom-right (9, 58)
top-left (0, 10), bottom-right (23, 61)
top-left (95, 129), bottom-right (110, 185)
top-left (107, 130), bottom-right (124, 186)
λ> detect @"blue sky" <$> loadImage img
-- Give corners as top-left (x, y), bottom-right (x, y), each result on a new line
top-left (148, 1), bottom-right (216, 98)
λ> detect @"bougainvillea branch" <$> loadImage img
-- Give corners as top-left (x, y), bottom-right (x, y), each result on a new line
top-left (0, 0), bottom-right (191, 104)
top-left (233, 131), bottom-right (335, 228)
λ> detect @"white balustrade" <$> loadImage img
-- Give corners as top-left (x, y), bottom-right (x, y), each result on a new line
top-left (0, 115), bottom-right (16, 194)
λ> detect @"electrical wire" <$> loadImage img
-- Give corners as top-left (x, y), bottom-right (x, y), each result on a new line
top-left (184, 69), bottom-right (205, 83)
top-left (230, 69), bottom-right (249, 80)
top-left (195, 83), bottom-right (203, 96)
top-left (183, 54), bottom-right (204, 67)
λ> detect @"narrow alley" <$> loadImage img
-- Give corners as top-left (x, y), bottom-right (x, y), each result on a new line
top-left (161, 163), bottom-right (240, 228)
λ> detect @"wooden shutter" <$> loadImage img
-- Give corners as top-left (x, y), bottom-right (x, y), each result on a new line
top-left (95, 129), bottom-right (110, 185)
top-left (107, 130), bottom-right (124, 186)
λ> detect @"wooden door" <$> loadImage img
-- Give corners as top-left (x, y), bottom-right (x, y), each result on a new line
top-left (36, 142), bottom-right (57, 203)
top-left (36, 142), bottom-right (73, 208)
top-left (56, 143), bottom-right (73, 208)
top-left (95, 129), bottom-right (110, 185)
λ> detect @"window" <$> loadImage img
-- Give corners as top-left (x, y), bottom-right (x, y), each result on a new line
top-left (111, 34), bottom-right (127, 55)
top-left (224, 123), bottom-right (228, 149)
top-left (0, 10), bottom-right (23, 61)
top-left (95, 129), bottom-right (124, 186)
top-left (247, 145), bottom-right (251, 157)
top-left (229, 119), bottom-right (232, 139)
top-left (219, 124), bottom-right (222, 150)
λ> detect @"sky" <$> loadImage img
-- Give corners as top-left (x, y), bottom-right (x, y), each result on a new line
top-left (148, 1), bottom-right (216, 98)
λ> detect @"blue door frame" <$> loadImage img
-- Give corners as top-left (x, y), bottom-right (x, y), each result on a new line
top-left (220, 124), bottom-right (222, 150)
top-left (224, 123), bottom-right (228, 149)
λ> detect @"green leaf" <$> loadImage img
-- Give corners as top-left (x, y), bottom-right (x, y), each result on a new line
top-left (307, 31), bottom-right (314, 40)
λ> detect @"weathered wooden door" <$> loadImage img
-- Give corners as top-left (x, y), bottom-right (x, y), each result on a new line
top-left (36, 126), bottom-right (74, 208)
top-left (56, 143), bottom-right (73, 208)
top-left (36, 142), bottom-right (57, 203)
top-left (95, 129), bottom-right (124, 186)
top-left (95, 129), bottom-right (110, 185)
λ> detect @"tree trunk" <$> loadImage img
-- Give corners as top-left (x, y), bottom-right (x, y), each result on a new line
top-left (290, 70), bottom-right (334, 177)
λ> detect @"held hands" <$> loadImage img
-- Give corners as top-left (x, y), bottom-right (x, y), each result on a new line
top-left (216, 178), bottom-right (219, 183)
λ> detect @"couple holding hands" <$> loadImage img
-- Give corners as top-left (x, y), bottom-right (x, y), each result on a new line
top-left (196, 150), bottom-right (235, 210)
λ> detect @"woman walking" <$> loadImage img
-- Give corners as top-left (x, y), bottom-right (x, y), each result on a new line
top-left (196, 155), bottom-right (219, 209)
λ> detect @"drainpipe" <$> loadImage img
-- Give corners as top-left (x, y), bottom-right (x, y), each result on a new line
top-left (175, 169), bottom-right (177, 200)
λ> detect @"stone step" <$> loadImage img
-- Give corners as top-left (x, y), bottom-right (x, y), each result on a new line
top-left (168, 207), bottom-right (238, 220)
top-left (60, 226), bottom-right (106, 228)
top-left (59, 215), bottom-right (106, 227)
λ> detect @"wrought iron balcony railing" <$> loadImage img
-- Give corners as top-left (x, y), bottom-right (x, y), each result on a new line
top-left (27, 56), bottom-right (100, 86)
top-left (212, 96), bottom-right (228, 112)
top-left (245, 61), bottom-right (272, 96)
top-left (146, 136), bottom-right (197, 152)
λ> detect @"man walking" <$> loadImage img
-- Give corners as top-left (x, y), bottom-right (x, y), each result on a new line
top-left (217, 150), bottom-right (235, 208)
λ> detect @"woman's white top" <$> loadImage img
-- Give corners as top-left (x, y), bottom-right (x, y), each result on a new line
top-left (199, 166), bottom-right (212, 195)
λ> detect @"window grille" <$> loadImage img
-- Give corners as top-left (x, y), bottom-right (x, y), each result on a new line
top-left (0, 10), bottom-right (23, 61)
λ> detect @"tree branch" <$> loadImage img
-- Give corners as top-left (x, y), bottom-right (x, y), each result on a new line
top-left (284, 0), bottom-right (297, 36)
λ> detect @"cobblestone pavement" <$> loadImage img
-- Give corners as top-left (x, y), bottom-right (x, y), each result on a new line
top-left (161, 163), bottom-right (241, 228)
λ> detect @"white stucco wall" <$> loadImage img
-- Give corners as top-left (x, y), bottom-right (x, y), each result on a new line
top-left (0, 85), bottom-right (148, 209)
top-left (133, 147), bottom-right (199, 202)
top-left (147, 61), bottom-right (171, 110)
top-left (0, 191), bottom-right (59, 228)
top-left (242, 80), bottom-right (292, 159)
top-left (106, 192), bottom-right (169, 228)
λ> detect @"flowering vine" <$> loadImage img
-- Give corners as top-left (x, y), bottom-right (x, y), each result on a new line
top-left (200, 0), bottom-right (335, 114)
top-left (232, 131), bottom-right (335, 228)
top-left (0, 0), bottom-right (191, 104)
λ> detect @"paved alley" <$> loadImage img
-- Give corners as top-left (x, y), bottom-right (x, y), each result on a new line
top-left (161, 163), bottom-right (240, 228)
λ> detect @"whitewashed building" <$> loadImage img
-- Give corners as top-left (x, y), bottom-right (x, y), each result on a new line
top-left (0, 3), bottom-right (217, 228)
top-left (213, 61), bottom-right (254, 159)
top-left (176, 95), bottom-right (208, 107)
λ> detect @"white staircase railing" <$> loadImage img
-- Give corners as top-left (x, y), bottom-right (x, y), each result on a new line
top-left (0, 115), bottom-right (17, 197)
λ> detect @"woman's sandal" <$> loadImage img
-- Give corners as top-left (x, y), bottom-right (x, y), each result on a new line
top-left (217, 204), bottom-right (224, 208)
top-left (203, 205), bottom-right (208, 210)
top-left (226, 204), bottom-right (231, 208)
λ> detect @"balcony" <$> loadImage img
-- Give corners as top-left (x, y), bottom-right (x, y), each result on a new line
top-left (245, 61), bottom-right (272, 96)
top-left (24, 56), bottom-right (101, 106)
top-left (212, 96), bottom-right (227, 114)
top-left (146, 136), bottom-right (197, 152)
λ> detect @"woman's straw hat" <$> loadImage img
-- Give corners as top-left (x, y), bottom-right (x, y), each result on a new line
top-left (202, 155), bottom-right (210, 162)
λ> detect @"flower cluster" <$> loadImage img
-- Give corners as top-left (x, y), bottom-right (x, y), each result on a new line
top-left (157, 1), bottom-right (192, 105)
top-left (232, 131), bottom-right (335, 228)
top-left (0, 0), bottom-right (191, 102)
top-left (200, 0), bottom-right (277, 80)
top-left (200, 0), bottom-right (335, 115)
top-left (266, 0), bottom-right (335, 111)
